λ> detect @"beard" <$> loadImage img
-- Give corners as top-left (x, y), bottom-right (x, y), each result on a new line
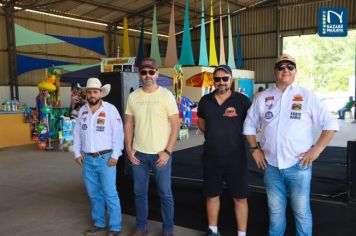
top-left (87, 97), bottom-right (100, 106)
top-left (143, 78), bottom-right (155, 87)
top-left (216, 85), bottom-right (230, 94)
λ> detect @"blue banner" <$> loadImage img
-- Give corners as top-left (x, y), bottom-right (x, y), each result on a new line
top-left (17, 54), bottom-right (75, 75)
top-left (48, 34), bottom-right (106, 55)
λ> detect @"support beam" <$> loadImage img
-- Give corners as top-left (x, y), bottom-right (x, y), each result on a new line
top-left (276, 0), bottom-right (281, 56)
top-left (4, 1), bottom-right (18, 100)
top-left (73, 0), bottom-right (134, 14)
top-left (107, 24), bottom-right (117, 58)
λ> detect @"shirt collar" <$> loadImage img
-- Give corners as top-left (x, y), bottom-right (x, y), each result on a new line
top-left (273, 82), bottom-right (298, 92)
top-left (84, 100), bottom-right (105, 112)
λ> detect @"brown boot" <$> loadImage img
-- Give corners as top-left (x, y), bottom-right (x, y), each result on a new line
top-left (83, 225), bottom-right (106, 235)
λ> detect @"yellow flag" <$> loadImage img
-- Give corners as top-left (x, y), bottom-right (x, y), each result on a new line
top-left (123, 16), bottom-right (130, 57)
top-left (209, 0), bottom-right (218, 66)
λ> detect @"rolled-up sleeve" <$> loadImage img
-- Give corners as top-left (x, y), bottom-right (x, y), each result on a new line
top-left (311, 94), bottom-right (339, 131)
top-left (243, 98), bottom-right (261, 135)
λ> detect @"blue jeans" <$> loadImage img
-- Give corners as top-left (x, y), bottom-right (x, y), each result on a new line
top-left (264, 163), bottom-right (312, 236)
top-left (83, 152), bottom-right (122, 231)
top-left (131, 151), bottom-right (174, 233)
top-left (338, 107), bottom-right (349, 119)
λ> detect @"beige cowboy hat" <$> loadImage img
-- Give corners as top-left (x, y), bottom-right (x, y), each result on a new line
top-left (78, 78), bottom-right (111, 98)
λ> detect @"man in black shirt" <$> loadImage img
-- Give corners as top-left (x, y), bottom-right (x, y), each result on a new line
top-left (198, 65), bottom-right (251, 236)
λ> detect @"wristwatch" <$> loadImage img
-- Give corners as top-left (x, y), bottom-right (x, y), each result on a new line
top-left (164, 149), bottom-right (172, 156)
top-left (249, 146), bottom-right (259, 154)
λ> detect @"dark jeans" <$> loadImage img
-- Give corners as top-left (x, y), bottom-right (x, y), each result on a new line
top-left (338, 107), bottom-right (350, 119)
top-left (131, 151), bottom-right (174, 233)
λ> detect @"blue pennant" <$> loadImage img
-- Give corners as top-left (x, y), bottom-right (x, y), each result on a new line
top-left (17, 54), bottom-right (75, 75)
top-left (48, 34), bottom-right (106, 55)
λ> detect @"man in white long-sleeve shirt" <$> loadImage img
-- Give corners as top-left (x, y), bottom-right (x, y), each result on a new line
top-left (73, 78), bottom-right (124, 236)
top-left (243, 54), bottom-right (339, 236)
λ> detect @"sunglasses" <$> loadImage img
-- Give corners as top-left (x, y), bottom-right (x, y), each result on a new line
top-left (140, 70), bottom-right (156, 76)
top-left (276, 63), bottom-right (296, 71)
top-left (213, 76), bottom-right (230, 82)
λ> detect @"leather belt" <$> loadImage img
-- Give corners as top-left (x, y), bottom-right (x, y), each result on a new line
top-left (86, 149), bottom-right (112, 157)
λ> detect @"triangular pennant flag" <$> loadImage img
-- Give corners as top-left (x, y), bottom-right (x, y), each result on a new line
top-left (219, 0), bottom-right (226, 65)
top-left (150, 4), bottom-right (162, 67)
top-left (136, 15), bottom-right (145, 67)
top-left (209, 0), bottom-right (218, 66)
top-left (49, 34), bottom-right (106, 55)
top-left (227, 2), bottom-right (236, 69)
top-left (198, 0), bottom-right (208, 66)
top-left (179, 0), bottom-right (195, 65)
top-left (16, 54), bottom-right (75, 75)
top-left (123, 16), bottom-right (131, 57)
top-left (15, 24), bottom-right (64, 47)
top-left (164, 0), bottom-right (178, 67)
top-left (236, 13), bottom-right (244, 68)
top-left (57, 63), bottom-right (100, 72)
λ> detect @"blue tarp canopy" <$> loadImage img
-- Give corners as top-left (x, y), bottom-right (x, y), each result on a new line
top-left (61, 66), bottom-right (100, 86)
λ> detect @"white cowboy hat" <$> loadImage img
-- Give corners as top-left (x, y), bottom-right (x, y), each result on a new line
top-left (79, 78), bottom-right (111, 98)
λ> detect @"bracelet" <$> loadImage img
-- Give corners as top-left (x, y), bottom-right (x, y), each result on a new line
top-left (164, 149), bottom-right (172, 156)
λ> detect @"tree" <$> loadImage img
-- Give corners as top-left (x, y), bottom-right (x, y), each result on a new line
top-left (283, 30), bottom-right (355, 92)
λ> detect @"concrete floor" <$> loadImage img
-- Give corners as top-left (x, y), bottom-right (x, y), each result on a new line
top-left (0, 144), bottom-right (203, 236)
top-left (0, 119), bottom-right (354, 236)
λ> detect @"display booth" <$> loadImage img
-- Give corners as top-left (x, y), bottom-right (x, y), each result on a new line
top-left (159, 66), bottom-right (255, 102)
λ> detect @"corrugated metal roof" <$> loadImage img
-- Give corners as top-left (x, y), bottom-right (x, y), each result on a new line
top-left (3, 0), bottom-right (266, 34)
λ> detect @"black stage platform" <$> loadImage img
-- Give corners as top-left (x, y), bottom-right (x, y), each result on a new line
top-left (117, 143), bottom-right (356, 236)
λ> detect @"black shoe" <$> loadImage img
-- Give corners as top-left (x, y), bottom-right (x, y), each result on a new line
top-left (206, 229), bottom-right (222, 236)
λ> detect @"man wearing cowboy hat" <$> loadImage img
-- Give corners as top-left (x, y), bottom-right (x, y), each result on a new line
top-left (244, 54), bottom-right (338, 236)
top-left (73, 77), bottom-right (124, 236)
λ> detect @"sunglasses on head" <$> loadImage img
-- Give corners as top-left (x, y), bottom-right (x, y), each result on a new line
top-left (140, 69), bottom-right (156, 76)
top-left (276, 63), bottom-right (296, 71)
top-left (213, 76), bottom-right (230, 82)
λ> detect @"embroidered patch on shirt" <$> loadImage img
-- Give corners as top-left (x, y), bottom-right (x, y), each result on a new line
top-left (97, 118), bottom-right (105, 125)
top-left (223, 107), bottom-right (238, 117)
top-left (96, 126), bottom-right (105, 132)
top-left (82, 111), bottom-right (88, 116)
top-left (265, 96), bottom-right (274, 102)
top-left (265, 96), bottom-right (274, 109)
top-left (290, 112), bottom-right (301, 120)
top-left (98, 111), bottom-right (106, 117)
top-left (82, 124), bottom-right (87, 130)
top-left (292, 103), bottom-right (302, 111)
top-left (265, 111), bottom-right (273, 120)
top-left (292, 95), bottom-right (303, 102)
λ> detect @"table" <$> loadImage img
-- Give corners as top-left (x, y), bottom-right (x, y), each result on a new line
top-left (0, 112), bottom-right (33, 149)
